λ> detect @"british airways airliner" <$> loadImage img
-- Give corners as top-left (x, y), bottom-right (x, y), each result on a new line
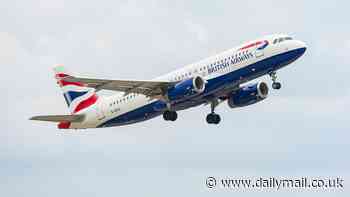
top-left (30, 34), bottom-right (306, 129)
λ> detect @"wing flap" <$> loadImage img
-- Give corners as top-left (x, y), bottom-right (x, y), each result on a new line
top-left (64, 76), bottom-right (174, 97)
top-left (30, 114), bottom-right (85, 123)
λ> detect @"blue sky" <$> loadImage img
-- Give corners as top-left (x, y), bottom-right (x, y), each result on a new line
top-left (1, 0), bottom-right (349, 196)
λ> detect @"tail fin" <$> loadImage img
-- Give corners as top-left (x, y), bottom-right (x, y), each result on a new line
top-left (54, 65), bottom-right (98, 114)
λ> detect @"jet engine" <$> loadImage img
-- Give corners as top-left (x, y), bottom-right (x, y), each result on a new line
top-left (228, 82), bottom-right (269, 108)
top-left (167, 76), bottom-right (205, 101)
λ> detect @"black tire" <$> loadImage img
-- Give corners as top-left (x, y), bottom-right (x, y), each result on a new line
top-left (213, 114), bottom-right (221, 124)
top-left (163, 111), bottom-right (177, 121)
top-left (170, 111), bottom-right (178, 121)
top-left (272, 82), bottom-right (282, 90)
top-left (206, 114), bottom-right (213, 124)
top-left (206, 113), bottom-right (220, 124)
top-left (163, 111), bottom-right (170, 121)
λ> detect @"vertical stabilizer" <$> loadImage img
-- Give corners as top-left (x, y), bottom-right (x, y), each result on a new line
top-left (53, 64), bottom-right (98, 114)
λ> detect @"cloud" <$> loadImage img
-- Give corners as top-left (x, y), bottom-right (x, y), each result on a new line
top-left (0, 32), bottom-right (18, 65)
top-left (95, 32), bottom-right (114, 50)
top-left (184, 20), bottom-right (209, 43)
top-left (344, 39), bottom-right (350, 53)
top-left (268, 95), bottom-right (350, 120)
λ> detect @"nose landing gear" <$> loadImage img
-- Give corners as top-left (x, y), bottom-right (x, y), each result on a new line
top-left (269, 71), bottom-right (282, 90)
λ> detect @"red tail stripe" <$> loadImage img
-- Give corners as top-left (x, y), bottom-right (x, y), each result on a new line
top-left (73, 94), bottom-right (98, 113)
top-left (59, 80), bottom-right (84, 87)
top-left (56, 73), bottom-right (69, 78)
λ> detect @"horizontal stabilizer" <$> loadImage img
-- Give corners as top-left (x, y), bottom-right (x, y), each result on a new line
top-left (29, 114), bottom-right (85, 123)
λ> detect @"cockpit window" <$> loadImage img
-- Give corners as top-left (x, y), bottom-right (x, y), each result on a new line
top-left (273, 36), bottom-right (293, 44)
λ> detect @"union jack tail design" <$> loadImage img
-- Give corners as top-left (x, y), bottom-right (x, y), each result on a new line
top-left (54, 65), bottom-right (98, 114)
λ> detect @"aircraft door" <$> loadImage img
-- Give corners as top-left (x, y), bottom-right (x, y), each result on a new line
top-left (96, 101), bottom-right (106, 120)
top-left (255, 46), bottom-right (264, 58)
top-left (254, 40), bottom-right (268, 58)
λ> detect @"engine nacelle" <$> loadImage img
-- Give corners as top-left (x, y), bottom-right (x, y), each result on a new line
top-left (228, 82), bottom-right (269, 108)
top-left (167, 76), bottom-right (205, 101)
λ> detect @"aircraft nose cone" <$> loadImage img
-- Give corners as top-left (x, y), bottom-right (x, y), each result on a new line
top-left (296, 40), bottom-right (307, 51)
top-left (300, 46), bottom-right (307, 55)
top-left (294, 40), bottom-right (307, 56)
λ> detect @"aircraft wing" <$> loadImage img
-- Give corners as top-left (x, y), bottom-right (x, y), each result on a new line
top-left (30, 114), bottom-right (85, 122)
top-left (64, 76), bottom-right (176, 97)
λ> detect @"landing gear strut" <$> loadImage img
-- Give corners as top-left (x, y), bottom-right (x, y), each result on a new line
top-left (206, 99), bottom-right (221, 125)
top-left (269, 71), bottom-right (282, 90)
top-left (163, 110), bottom-right (177, 121)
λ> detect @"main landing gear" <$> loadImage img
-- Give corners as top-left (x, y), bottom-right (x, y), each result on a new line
top-left (206, 99), bottom-right (221, 125)
top-left (163, 110), bottom-right (178, 121)
top-left (269, 71), bottom-right (282, 90)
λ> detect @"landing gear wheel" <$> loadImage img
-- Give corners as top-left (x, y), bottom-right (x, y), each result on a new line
top-left (169, 111), bottom-right (177, 121)
top-left (213, 114), bottom-right (221, 124)
top-left (206, 99), bottom-right (221, 124)
top-left (163, 110), bottom-right (177, 121)
top-left (206, 113), bottom-right (221, 124)
top-left (269, 71), bottom-right (282, 90)
top-left (272, 82), bottom-right (282, 90)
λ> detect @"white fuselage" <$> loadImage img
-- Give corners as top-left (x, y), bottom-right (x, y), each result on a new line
top-left (72, 34), bottom-right (306, 129)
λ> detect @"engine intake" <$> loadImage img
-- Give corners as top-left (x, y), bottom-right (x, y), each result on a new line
top-left (167, 76), bottom-right (205, 101)
top-left (228, 82), bottom-right (268, 108)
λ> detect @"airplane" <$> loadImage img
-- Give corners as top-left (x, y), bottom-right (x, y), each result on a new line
top-left (30, 34), bottom-right (307, 129)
